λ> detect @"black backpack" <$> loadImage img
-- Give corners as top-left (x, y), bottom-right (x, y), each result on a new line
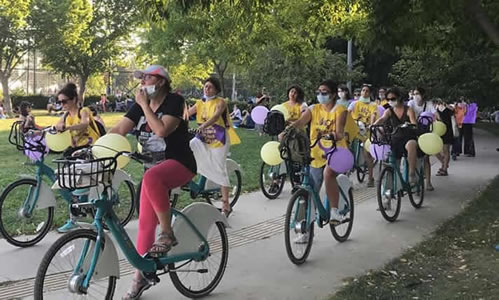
top-left (263, 110), bottom-right (286, 136)
top-left (279, 126), bottom-right (310, 164)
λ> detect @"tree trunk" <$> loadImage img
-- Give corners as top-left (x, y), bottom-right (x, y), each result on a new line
top-left (79, 75), bottom-right (88, 106)
top-left (213, 60), bottom-right (228, 97)
top-left (467, 0), bottom-right (499, 47)
top-left (0, 73), bottom-right (13, 116)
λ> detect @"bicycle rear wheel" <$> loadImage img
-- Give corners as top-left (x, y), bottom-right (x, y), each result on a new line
top-left (284, 189), bottom-right (314, 265)
top-left (259, 162), bottom-right (286, 199)
top-left (111, 179), bottom-right (135, 227)
top-left (408, 164), bottom-right (425, 208)
top-left (0, 178), bottom-right (53, 247)
top-left (377, 166), bottom-right (401, 222)
top-left (169, 222), bottom-right (229, 298)
top-left (330, 189), bottom-right (354, 242)
top-left (34, 229), bottom-right (116, 299)
top-left (206, 169), bottom-right (242, 209)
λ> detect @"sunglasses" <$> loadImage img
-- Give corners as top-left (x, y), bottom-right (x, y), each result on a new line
top-left (57, 98), bottom-right (72, 104)
top-left (354, 93), bottom-right (360, 96)
top-left (386, 97), bottom-right (397, 101)
top-left (316, 91), bottom-right (329, 96)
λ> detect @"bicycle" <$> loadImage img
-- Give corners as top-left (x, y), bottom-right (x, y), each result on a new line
top-left (284, 136), bottom-right (355, 265)
top-left (0, 122), bottom-right (135, 247)
top-left (34, 151), bottom-right (229, 299)
top-left (259, 159), bottom-right (302, 199)
top-left (370, 123), bottom-right (426, 222)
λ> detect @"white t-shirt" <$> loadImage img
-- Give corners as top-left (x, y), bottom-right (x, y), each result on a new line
top-left (491, 110), bottom-right (499, 123)
top-left (407, 100), bottom-right (436, 118)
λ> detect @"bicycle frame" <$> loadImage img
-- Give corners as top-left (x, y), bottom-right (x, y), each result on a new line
top-left (295, 165), bottom-right (351, 230)
top-left (73, 194), bottom-right (228, 289)
top-left (383, 153), bottom-right (424, 195)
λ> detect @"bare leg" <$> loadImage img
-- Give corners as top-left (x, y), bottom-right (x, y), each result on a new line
top-left (424, 156), bottom-right (433, 190)
top-left (324, 166), bottom-right (339, 209)
top-left (406, 140), bottom-right (418, 176)
top-left (443, 144), bottom-right (450, 170)
top-left (365, 150), bottom-right (374, 181)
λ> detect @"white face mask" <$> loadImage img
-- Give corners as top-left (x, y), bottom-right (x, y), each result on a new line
top-left (359, 96), bottom-right (370, 103)
top-left (317, 94), bottom-right (331, 104)
top-left (389, 101), bottom-right (397, 107)
top-left (379, 93), bottom-right (385, 100)
top-left (414, 95), bottom-right (422, 102)
top-left (338, 91), bottom-right (346, 99)
top-left (204, 94), bottom-right (216, 101)
top-left (143, 85), bottom-right (157, 97)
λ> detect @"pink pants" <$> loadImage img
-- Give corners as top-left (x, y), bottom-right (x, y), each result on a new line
top-left (137, 159), bottom-right (194, 255)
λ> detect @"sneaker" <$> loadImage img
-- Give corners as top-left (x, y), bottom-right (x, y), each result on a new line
top-left (452, 154), bottom-right (457, 161)
top-left (293, 233), bottom-right (309, 244)
top-left (329, 208), bottom-right (343, 224)
top-left (57, 219), bottom-right (79, 233)
top-left (367, 178), bottom-right (375, 188)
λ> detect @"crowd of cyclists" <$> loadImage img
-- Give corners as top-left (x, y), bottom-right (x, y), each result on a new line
top-left (13, 63), bottom-right (482, 299)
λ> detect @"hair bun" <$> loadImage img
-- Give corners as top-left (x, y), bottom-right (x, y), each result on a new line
top-left (66, 83), bottom-right (77, 91)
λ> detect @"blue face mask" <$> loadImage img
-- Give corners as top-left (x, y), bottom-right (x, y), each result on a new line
top-left (337, 99), bottom-right (349, 107)
top-left (359, 96), bottom-right (370, 103)
top-left (317, 94), bottom-right (331, 104)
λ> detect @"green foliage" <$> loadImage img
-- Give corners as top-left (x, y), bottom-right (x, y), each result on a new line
top-left (31, 0), bottom-right (139, 98)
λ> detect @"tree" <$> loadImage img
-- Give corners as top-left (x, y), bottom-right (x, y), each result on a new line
top-left (31, 0), bottom-right (139, 102)
top-left (0, 0), bottom-right (32, 115)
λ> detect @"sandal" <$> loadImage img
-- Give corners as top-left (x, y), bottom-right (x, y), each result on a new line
top-left (122, 276), bottom-right (152, 300)
top-left (436, 170), bottom-right (448, 176)
top-left (148, 232), bottom-right (178, 258)
top-left (222, 207), bottom-right (233, 218)
top-left (426, 185), bottom-right (435, 191)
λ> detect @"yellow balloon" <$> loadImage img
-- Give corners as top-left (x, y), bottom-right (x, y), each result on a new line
top-left (418, 133), bottom-right (443, 155)
top-left (271, 104), bottom-right (290, 120)
top-left (45, 130), bottom-right (72, 152)
top-left (260, 141), bottom-right (283, 166)
top-left (92, 134), bottom-right (132, 169)
top-left (432, 121), bottom-right (447, 136)
top-left (363, 139), bottom-right (371, 152)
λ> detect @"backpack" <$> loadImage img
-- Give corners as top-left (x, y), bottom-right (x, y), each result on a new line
top-left (263, 110), bottom-right (286, 136)
top-left (279, 126), bottom-right (310, 164)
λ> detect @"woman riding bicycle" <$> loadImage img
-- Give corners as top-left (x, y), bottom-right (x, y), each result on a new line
top-left (54, 83), bottom-right (101, 233)
top-left (110, 65), bottom-right (197, 299)
top-left (188, 77), bottom-right (239, 217)
top-left (348, 84), bottom-right (378, 187)
top-left (292, 79), bottom-right (347, 223)
top-left (373, 87), bottom-right (420, 184)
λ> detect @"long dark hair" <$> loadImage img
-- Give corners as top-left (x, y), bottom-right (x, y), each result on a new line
top-left (58, 83), bottom-right (78, 100)
top-left (204, 77), bottom-right (222, 94)
top-left (20, 101), bottom-right (31, 117)
top-left (338, 84), bottom-right (351, 100)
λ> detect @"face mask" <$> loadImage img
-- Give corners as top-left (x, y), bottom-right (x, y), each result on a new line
top-left (204, 94), bottom-right (216, 101)
top-left (337, 99), bottom-right (349, 107)
top-left (379, 93), bottom-right (385, 100)
top-left (317, 94), bottom-right (331, 104)
top-left (438, 104), bottom-right (445, 112)
top-left (359, 96), bottom-right (370, 103)
top-left (354, 95), bottom-right (359, 100)
top-left (338, 91), bottom-right (346, 99)
top-left (414, 95), bottom-right (422, 102)
top-left (143, 85), bottom-right (157, 98)
top-left (389, 101), bottom-right (397, 107)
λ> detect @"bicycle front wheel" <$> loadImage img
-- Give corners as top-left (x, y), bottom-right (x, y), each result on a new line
top-left (259, 162), bottom-right (286, 199)
top-left (0, 178), bottom-right (54, 247)
top-left (330, 189), bottom-right (354, 242)
top-left (34, 229), bottom-right (116, 300)
top-left (284, 189), bottom-right (314, 265)
top-left (169, 222), bottom-right (229, 298)
top-left (377, 166), bottom-right (401, 222)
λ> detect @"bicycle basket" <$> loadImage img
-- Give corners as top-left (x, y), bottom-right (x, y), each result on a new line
top-left (55, 157), bottom-right (116, 190)
top-left (369, 124), bottom-right (392, 145)
top-left (9, 121), bottom-right (49, 160)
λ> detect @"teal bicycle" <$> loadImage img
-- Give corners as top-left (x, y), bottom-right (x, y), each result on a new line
top-left (0, 122), bottom-right (135, 247)
top-left (34, 151), bottom-right (229, 299)
top-left (284, 136), bottom-right (354, 265)
top-left (370, 123), bottom-right (426, 222)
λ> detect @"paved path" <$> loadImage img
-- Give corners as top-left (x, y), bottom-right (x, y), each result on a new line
top-left (0, 129), bottom-right (498, 300)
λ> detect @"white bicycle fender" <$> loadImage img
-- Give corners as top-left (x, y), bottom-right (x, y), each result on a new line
top-left (337, 174), bottom-right (352, 211)
top-left (206, 158), bottom-right (241, 189)
top-left (170, 203), bottom-right (229, 256)
top-left (18, 176), bottom-right (57, 209)
top-left (79, 223), bottom-right (120, 279)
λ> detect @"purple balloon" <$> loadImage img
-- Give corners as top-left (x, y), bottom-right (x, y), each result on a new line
top-left (418, 111), bottom-right (434, 126)
top-left (327, 147), bottom-right (354, 174)
top-left (251, 106), bottom-right (269, 125)
top-left (378, 105), bottom-right (385, 118)
top-left (24, 135), bottom-right (49, 161)
top-left (370, 143), bottom-right (391, 161)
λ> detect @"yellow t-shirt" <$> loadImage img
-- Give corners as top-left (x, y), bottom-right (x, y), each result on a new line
top-left (344, 110), bottom-right (359, 145)
top-left (65, 107), bottom-right (100, 147)
top-left (351, 101), bottom-right (378, 125)
top-left (283, 101), bottom-right (306, 122)
top-left (195, 97), bottom-right (240, 148)
top-left (309, 104), bottom-right (348, 168)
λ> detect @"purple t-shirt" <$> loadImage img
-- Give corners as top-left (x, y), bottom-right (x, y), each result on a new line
top-left (463, 103), bottom-right (478, 124)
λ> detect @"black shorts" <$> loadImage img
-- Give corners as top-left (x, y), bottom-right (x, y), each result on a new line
top-left (391, 136), bottom-right (424, 159)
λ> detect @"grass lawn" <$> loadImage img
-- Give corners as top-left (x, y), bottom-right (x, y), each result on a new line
top-left (0, 110), bottom-right (270, 231)
top-left (330, 122), bottom-right (499, 299)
